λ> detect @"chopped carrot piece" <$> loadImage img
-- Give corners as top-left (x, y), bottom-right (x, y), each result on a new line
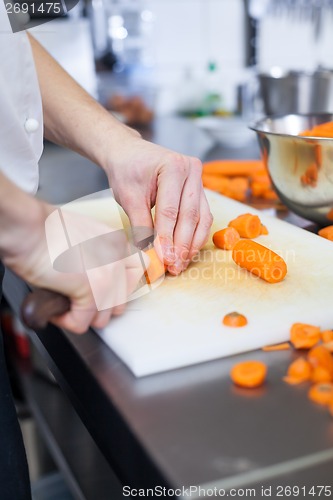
top-left (300, 163), bottom-right (318, 187)
top-left (308, 383), bottom-right (333, 406)
top-left (299, 121), bottom-right (333, 138)
top-left (283, 357), bottom-right (312, 385)
top-left (290, 323), bottom-right (321, 349)
top-left (323, 342), bottom-right (333, 353)
top-left (322, 330), bottom-right (333, 343)
top-left (228, 213), bottom-right (261, 239)
top-left (260, 224), bottom-right (269, 236)
top-left (311, 366), bottom-right (332, 384)
top-left (144, 247), bottom-right (166, 284)
top-left (232, 240), bottom-right (287, 284)
top-left (230, 360), bottom-right (267, 388)
top-left (263, 189), bottom-right (279, 200)
top-left (203, 160), bottom-right (263, 177)
top-left (307, 345), bottom-right (333, 376)
top-left (318, 226), bottom-right (333, 242)
top-left (262, 342), bottom-right (290, 352)
top-left (223, 312), bottom-right (248, 328)
top-left (213, 227), bottom-right (240, 250)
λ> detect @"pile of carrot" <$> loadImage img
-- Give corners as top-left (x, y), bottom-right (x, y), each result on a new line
top-left (299, 121), bottom-right (333, 138)
top-left (202, 160), bottom-right (278, 202)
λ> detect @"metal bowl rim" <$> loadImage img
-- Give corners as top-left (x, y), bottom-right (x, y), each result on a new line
top-left (249, 112), bottom-right (333, 141)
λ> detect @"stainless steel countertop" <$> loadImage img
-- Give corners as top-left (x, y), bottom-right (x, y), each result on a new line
top-left (6, 116), bottom-right (333, 497)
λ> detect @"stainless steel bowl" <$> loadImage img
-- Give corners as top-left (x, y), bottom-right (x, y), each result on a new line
top-left (250, 113), bottom-right (333, 225)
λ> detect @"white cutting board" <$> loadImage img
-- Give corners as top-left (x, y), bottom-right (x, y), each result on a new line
top-left (69, 190), bottom-right (333, 377)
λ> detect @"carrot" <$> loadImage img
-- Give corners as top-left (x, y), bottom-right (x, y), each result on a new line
top-left (307, 345), bottom-right (333, 376)
top-left (290, 323), bottom-right (321, 349)
top-left (228, 213), bottom-right (261, 239)
top-left (308, 383), bottom-right (333, 405)
top-left (144, 247), bottom-right (166, 284)
top-left (322, 330), bottom-right (333, 343)
top-left (318, 226), bottom-right (333, 241)
top-left (299, 121), bottom-right (333, 138)
top-left (232, 240), bottom-right (287, 284)
top-left (230, 360), bottom-right (267, 388)
top-left (300, 163), bottom-right (318, 187)
top-left (311, 366), bottom-right (332, 384)
top-left (202, 174), bottom-right (230, 193)
top-left (323, 342), bottom-right (333, 353)
top-left (283, 357), bottom-right (312, 385)
top-left (203, 160), bottom-right (264, 177)
top-left (262, 342), bottom-right (290, 351)
top-left (213, 227), bottom-right (240, 250)
top-left (222, 312), bottom-right (248, 328)
top-left (263, 189), bottom-right (279, 201)
top-left (260, 224), bottom-right (269, 236)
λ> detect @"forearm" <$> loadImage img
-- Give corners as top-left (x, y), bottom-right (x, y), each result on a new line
top-left (0, 172), bottom-right (41, 261)
top-left (27, 34), bottom-right (139, 170)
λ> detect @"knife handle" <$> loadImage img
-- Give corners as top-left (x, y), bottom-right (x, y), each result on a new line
top-left (21, 289), bottom-right (71, 330)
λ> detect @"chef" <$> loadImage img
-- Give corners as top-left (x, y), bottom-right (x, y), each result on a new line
top-left (0, 2), bottom-right (212, 498)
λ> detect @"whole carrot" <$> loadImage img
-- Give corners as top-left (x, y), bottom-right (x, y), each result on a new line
top-left (232, 240), bottom-right (287, 284)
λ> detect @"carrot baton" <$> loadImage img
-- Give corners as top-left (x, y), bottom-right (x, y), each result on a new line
top-left (232, 240), bottom-right (287, 284)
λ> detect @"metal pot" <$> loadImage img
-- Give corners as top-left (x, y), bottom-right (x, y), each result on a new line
top-left (258, 69), bottom-right (333, 116)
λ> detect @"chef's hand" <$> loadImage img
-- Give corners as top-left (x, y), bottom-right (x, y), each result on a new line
top-left (106, 136), bottom-right (213, 275)
top-left (2, 195), bottom-right (148, 334)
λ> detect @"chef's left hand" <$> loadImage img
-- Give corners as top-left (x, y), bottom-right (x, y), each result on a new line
top-left (105, 135), bottom-right (213, 275)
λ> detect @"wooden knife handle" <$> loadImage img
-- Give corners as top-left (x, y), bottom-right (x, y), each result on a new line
top-left (21, 289), bottom-right (71, 330)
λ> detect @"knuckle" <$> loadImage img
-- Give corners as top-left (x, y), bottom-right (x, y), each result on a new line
top-left (184, 206), bottom-right (200, 225)
top-left (190, 157), bottom-right (203, 173)
top-left (167, 153), bottom-right (189, 176)
top-left (202, 211), bottom-right (214, 229)
top-left (160, 206), bottom-right (179, 222)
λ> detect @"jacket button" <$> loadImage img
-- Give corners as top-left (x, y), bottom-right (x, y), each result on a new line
top-left (25, 118), bottom-right (40, 133)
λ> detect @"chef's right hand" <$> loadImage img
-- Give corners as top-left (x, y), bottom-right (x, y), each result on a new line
top-left (2, 199), bottom-right (148, 333)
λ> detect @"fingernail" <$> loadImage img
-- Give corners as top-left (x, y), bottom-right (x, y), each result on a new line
top-left (168, 259), bottom-right (182, 275)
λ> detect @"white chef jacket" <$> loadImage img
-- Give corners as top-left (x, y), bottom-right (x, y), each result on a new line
top-left (0, 2), bottom-right (43, 193)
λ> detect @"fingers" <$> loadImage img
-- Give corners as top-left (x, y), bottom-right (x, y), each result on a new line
top-left (187, 190), bottom-right (214, 262)
top-left (154, 155), bottom-right (189, 265)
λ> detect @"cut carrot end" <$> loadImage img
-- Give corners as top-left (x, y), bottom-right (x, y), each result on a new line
top-left (223, 312), bottom-right (248, 328)
top-left (308, 383), bottom-right (333, 406)
top-left (144, 247), bottom-right (166, 284)
top-left (290, 323), bottom-right (321, 349)
top-left (213, 227), bottom-right (240, 251)
top-left (232, 240), bottom-right (287, 284)
top-left (228, 213), bottom-right (261, 239)
top-left (230, 360), bottom-right (267, 388)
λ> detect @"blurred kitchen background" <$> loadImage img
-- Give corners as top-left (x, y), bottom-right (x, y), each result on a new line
top-left (28, 0), bottom-right (333, 123)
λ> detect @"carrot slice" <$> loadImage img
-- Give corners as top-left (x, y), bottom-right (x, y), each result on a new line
top-left (203, 160), bottom-right (263, 177)
top-left (228, 213), bottom-right (261, 239)
top-left (260, 224), bottom-right (269, 236)
top-left (223, 312), bottom-right (248, 328)
top-left (262, 342), bottom-right (290, 351)
top-left (213, 228), bottom-right (240, 250)
top-left (311, 366), bottom-right (332, 384)
top-left (290, 323), bottom-right (321, 349)
top-left (308, 383), bottom-right (333, 405)
top-left (144, 247), bottom-right (166, 284)
top-left (230, 360), bottom-right (267, 388)
top-left (307, 345), bottom-right (333, 376)
top-left (318, 226), bottom-right (333, 242)
top-left (322, 330), bottom-right (333, 343)
top-left (300, 163), bottom-right (318, 187)
top-left (232, 240), bottom-right (287, 284)
top-left (283, 357), bottom-right (312, 385)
